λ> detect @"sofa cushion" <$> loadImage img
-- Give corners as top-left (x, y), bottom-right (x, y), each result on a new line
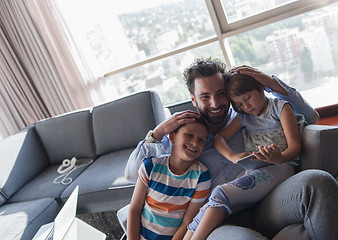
top-left (35, 110), bottom-right (95, 164)
top-left (0, 126), bottom-right (49, 201)
top-left (61, 148), bottom-right (134, 198)
top-left (8, 158), bottom-right (92, 203)
top-left (0, 198), bottom-right (59, 240)
top-left (92, 91), bottom-right (165, 156)
top-left (60, 148), bottom-right (135, 212)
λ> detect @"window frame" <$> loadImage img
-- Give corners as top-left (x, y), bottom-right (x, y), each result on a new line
top-left (104, 0), bottom-right (338, 78)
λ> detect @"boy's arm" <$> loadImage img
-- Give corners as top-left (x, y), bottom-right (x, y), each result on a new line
top-left (127, 178), bottom-right (148, 240)
top-left (214, 117), bottom-right (249, 163)
top-left (172, 201), bottom-right (205, 240)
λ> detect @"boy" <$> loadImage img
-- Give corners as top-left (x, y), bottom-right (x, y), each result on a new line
top-left (127, 118), bottom-right (211, 240)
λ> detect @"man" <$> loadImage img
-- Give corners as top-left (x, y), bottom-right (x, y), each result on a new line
top-left (125, 58), bottom-right (337, 239)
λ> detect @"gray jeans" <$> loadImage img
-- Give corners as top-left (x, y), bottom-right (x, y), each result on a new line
top-left (206, 169), bottom-right (338, 240)
top-left (253, 169), bottom-right (338, 240)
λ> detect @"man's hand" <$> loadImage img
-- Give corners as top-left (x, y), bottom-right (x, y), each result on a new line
top-left (152, 110), bottom-right (200, 140)
top-left (231, 65), bottom-right (288, 96)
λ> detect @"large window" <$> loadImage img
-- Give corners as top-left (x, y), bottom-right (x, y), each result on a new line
top-left (102, 42), bottom-right (225, 105)
top-left (227, 3), bottom-right (338, 107)
top-left (221, 0), bottom-right (298, 23)
top-left (56, 0), bottom-right (215, 75)
top-left (55, 0), bottom-right (338, 107)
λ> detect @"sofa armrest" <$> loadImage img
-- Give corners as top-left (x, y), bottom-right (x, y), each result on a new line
top-left (0, 126), bottom-right (50, 200)
top-left (299, 124), bottom-right (338, 177)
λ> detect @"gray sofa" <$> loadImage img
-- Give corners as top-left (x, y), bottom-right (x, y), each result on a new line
top-left (117, 100), bottom-right (338, 239)
top-left (0, 91), bottom-right (165, 240)
top-left (0, 91), bottom-right (337, 240)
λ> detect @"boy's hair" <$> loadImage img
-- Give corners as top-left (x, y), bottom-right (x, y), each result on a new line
top-left (183, 58), bottom-right (227, 94)
top-left (173, 116), bottom-right (209, 133)
top-left (225, 73), bottom-right (264, 112)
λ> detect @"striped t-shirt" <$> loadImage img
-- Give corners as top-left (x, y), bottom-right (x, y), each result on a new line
top-left (138, 155), bottom-right (211, 240)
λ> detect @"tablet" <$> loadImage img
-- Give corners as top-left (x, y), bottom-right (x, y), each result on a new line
top-left (236, 154), bottom-right (273, 170)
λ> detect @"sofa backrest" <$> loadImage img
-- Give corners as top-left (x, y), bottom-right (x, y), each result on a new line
top-left (166, 99), bottom-right (196, 115)
top-left (0, 126), bottom-right (49, 203)
top-left (35, 110), bottom-right (95, 165)
top-left (92, 91), bottom-right (166, 156)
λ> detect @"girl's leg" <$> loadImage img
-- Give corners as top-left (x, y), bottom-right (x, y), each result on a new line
top-left (222, 163), bottom-right (294, 214)
top-left (186, 186), bottom-right (231, 239)
top-left (183, 230), bottom-right (194, 240)
top-left (186, 164), bottom-right (294, 239)
top-left (190, 207), bottom-right (227, 240)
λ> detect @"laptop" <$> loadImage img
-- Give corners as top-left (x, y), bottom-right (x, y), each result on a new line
top-left (33, 186), bottom-right (106, 240)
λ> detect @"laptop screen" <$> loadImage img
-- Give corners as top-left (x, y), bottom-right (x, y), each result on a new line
top-left (53, 186), bottom-right (78, 240)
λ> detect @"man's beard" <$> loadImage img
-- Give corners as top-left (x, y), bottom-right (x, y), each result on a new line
top-left (195, 104), bottom-right (229, 125)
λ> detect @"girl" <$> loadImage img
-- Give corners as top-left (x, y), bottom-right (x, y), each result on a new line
top-left (184, 73), bottom-right (304, 240)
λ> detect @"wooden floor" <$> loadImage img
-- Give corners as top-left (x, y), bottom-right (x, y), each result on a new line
top-left (77, 210), bottom-right (125, 240)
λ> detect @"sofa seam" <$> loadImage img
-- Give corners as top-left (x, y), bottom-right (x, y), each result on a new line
top-left (0, 189), bottom-right (9, 200)
top-left (149, 91), bottom-right (157, 127)
top-left (88, 108), bottom-right (98, 160)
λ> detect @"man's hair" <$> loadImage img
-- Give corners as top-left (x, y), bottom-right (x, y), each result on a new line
top-left (225, 73), bottom-right (264, 112)
top-left (183, 58), bottom-right (227, 94)
top-left (173, 116), bottom-right (209, 133)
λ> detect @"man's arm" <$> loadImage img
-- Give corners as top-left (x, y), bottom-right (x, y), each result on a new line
top-left (151, 110), bottom-right (201, 140)
top-left (125, 110), bottom-right (201, 182)
top-left (270, 75), bottom-right (319, 124)
top-left (231, 65), bottom-right (287, 95)
top-left (125, 137), bottom-right (170, 182)
top-left (231, 65), bottom-right (319, 124)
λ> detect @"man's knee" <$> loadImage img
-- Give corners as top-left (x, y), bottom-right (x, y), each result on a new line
top-left (293, 169), bottom-right (337, 193)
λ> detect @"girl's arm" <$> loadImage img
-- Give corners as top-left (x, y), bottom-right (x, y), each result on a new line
top-left (214, 117), bottom-right (248, 163)
top-left (277, 103), bottom-right (302, 163)
top-left (172, 201), bottom-right (205, 240)
top-left (254, 103), bottom-right (301, 164)
top-left (127, 178), bottom-right (148, 240)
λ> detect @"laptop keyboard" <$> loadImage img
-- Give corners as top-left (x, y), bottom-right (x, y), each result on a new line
top-left (45, 227), bottom-right (54, 240)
